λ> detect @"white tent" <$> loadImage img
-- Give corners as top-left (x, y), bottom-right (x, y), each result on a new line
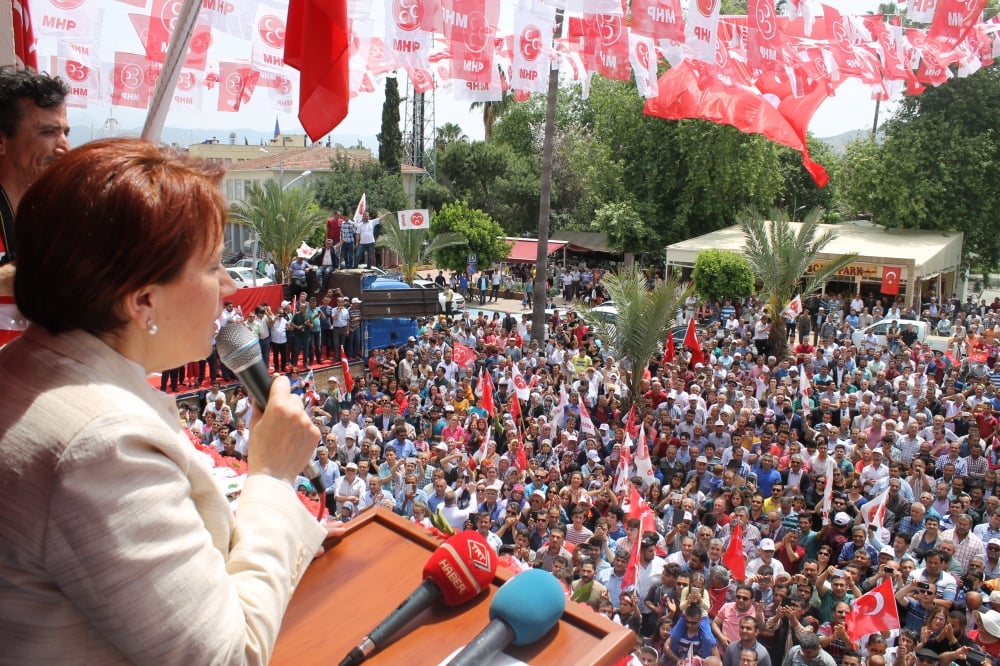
top-left (665, 221), bottom-right (965, 308)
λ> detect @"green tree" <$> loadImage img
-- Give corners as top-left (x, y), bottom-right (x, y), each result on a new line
top-left (581, 269), bottom-right (688, 410)
top-left (470, 86), bottom-right (518, 141)
top-left (591, 201), bottom-right (658, 264)
top-left (429, 201), bottom-right (510, 272)
top-left (551, 128), bottom-right (628, 231)
top-left (840, 67), bottom-right (1000, 271)
top-left (377, 77), bottom-right (403, 173)
top-left (740, 208), bottom-right (858, 358)
top-left (313, 155), bottom-right (407, 218)
top-left (585, 78), bottom-right (785, 245)
top-left (435, 122), bottom-right (467, 152)
top-left (230, 180), bottom-right (326, 283)
top-left (416, 177), bottom-right (454, 211)
top-left (374, 212), bottom-right (466, 284)
top-left (691, 249), bottom-right (755, 303)
top-left (772, 137), bottom-right (841, 221)
top-left (436, 140), bottom-right (539, 233)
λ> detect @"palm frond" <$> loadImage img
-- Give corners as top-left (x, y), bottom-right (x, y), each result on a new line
top-left (229, 180), bottom-right (324, 282)
top-left (582, 269), bottom-right (688, 407)
top-left (738, 207), bottom-right (858, 358)
top-left (374, 213), bottom-right (467, 283)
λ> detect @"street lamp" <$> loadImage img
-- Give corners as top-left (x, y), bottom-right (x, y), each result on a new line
top-left (259, 147), bottom-right (284, 188)
top-left (243, 232), bottom-right (261, 287)
top-left (283, 170), bottom-right (312, 191)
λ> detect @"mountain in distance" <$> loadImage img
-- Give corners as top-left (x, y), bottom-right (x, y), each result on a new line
top-left (816, 128), bottom-right (871, 153)
top-left (71, 119), bottom-right (378, 152)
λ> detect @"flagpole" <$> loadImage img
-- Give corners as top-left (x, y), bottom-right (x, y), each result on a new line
top-left (141, 0), bottom-right (202, 142)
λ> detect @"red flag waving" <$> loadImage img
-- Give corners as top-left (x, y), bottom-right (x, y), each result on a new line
top-left (509, 392), bottom-right (522, 422)
top-left (625, 404), bottom-right (640, 439)
top-left (284, 0), bottom-right (350, 141)
top-left (479, 368), bottom-right (496, 418)
top-left (846, 577), bottom-right (900, 642)
top-left (722, 520), bottom-right (747, 582)
top-left (664, 330), bottom-right (676, 363)
top-left (340, 346), bottom-right (354, 393)
top-left (684, 318), bottom-right (705, 367)
top-left (513, 430), bottom-right (528, 472)
top-left (453, 341), bottom-right (477, 370)
top-left (621, 521), bottom-right (643, 590)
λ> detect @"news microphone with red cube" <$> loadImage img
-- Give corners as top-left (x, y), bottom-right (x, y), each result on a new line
top-left (448, 568), bottom-right (565, 666)
top-left (338, 531), bottom-right (497, 666)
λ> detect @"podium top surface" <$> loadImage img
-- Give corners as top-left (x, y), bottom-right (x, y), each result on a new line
top-left (271, 508), bottom-right (635, 666)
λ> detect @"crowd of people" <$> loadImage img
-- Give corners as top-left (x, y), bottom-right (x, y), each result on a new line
top-left (184, 280), bottom-right (1000, 666)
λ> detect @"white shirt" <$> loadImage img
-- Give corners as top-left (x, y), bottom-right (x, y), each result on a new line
top-left (356, 218), bottom-right (380, 244)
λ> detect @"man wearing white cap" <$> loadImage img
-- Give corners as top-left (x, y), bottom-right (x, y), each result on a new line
top-left (747, 538), bottom-right (787, 578)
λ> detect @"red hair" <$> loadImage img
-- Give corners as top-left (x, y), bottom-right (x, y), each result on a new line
top-left (15, 138), bottom-right (226, 335)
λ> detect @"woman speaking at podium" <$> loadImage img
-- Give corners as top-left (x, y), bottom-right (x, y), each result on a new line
top-left (0, 139), bottom-right (342, 663)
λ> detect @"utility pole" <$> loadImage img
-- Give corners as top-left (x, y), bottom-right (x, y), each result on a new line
top-left (531, 9), bottom-right (564, 343)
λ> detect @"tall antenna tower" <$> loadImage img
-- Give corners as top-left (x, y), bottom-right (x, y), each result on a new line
top-left (402, 78), bottom-right (436, 178)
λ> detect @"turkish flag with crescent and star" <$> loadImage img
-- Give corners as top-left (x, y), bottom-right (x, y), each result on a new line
top-left (453, 341), bottom-right (476, 370)
top-left (881, 266), bottom-right (901, 295)
top-left (510, 363), bottom-right (531, 401)
top-left (846, 577), bottom-right (900, 642)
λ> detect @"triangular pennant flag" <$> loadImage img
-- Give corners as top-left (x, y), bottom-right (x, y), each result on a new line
top-left (340, 346), bottom-right (354, 393)
top-left (664, 329), bottom-right (676, 363)
top-left (684, 318), bottom-right (705, 367)
top-left (634, 426), bottom-right (655, 488)
top-left (722, 519), bottom-right (747, 582)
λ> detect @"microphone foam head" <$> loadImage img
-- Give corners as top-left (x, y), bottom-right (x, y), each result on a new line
top-left (423, 531), bottom-right (497, 606)
top-left (490, 569), bottom-right (565, 645)
top-left (216, 322), bottom-right (262, 374)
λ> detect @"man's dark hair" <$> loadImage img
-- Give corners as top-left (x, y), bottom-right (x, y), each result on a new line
top-left (0, 67), bottom-right (69, 137)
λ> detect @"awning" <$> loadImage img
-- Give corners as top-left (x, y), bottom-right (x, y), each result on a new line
top-left (506, 239), bottom-right (568, 262)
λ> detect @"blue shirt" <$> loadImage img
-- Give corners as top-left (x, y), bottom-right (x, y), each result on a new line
top-left (670, 617), bottom-right (718, 659)
top-left (753, 467), bottom-right (782, 498)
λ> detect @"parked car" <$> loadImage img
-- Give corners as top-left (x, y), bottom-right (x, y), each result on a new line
top-left (227, 267), bottom-right (273, 288)
top-left (413, 278), bottom-right (466, 312)
top-left (850, 318), bottom-right (950, 352)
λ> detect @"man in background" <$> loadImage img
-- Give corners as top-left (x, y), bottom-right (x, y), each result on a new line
top-left (0, 68), bottom-right (70, 323)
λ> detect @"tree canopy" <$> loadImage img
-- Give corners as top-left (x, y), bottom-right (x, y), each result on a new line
top-left (840, 66), bottom-right (1000, 271)
top-left (313, 155), bottom-right (407, 218)
top-left (230, 180), bottom-right (326, 283)
top-left (691, 249), bottom-right (755, 304)
top-left (582, 269), bottom-right (687, 410)
top-left (740, 208), bottom-right (857, 358)
top-left (429, 201), bottom-right (510, 273)
top-left (377, 77), bottom-right (403, 173)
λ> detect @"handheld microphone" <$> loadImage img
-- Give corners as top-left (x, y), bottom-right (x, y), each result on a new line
top-left (216, 322), bottom-right (324, 495)
top-left (447, 568), bottom-right (565, 666)
top-left (339, 531), bottom-right (497, 666)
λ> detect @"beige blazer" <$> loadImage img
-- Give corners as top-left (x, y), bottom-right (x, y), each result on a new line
top-left (0, 326), bottom-right (326, 664)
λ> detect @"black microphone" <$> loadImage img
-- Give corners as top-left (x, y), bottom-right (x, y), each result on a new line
top-left (216, 322), bottom-right (324, 495)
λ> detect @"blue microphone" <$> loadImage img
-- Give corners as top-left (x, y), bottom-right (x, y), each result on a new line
top-left (447, 569), bottom-right (565, 666)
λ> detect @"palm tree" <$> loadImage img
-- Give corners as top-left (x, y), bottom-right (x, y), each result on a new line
top-left (740, 208), bottom-right (858, 359)
top-left (581, 269), bottom-right (689, 411)
top-left (230, 180), bottom-right (326, 284)
top-left (374, 212), bottom-right (466, 284)
top-left (469, 80), bottom-right (518, 141)
top-left (436, 122), bottom-right (467, 151)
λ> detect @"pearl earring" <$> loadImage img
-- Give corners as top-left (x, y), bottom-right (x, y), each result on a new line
top-left (147, 319), bottom-right (158, 336)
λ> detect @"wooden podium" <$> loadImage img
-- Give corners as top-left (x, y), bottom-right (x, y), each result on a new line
top-left (272, 508), bottom-right (635, 665)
